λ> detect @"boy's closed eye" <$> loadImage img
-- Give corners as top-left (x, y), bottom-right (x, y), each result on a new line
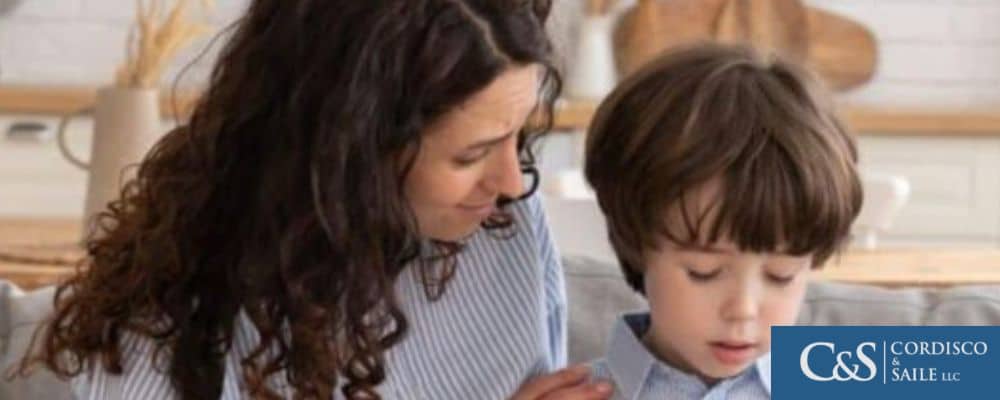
top-left (764, 270), bottom-right (797, 285)
top-left (684, 265), bottom-right (722, 282)
top-left (764, 260), bottom-right (811, 285)
top-left (685, 266), bottom-right (801, 285)
top-left (682, 258), bottom-right (810, 284)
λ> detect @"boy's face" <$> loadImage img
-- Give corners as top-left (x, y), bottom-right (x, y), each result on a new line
top-left (640, 179), bottom-right (812, 383)
top-left (642, 241), bottom-right (811, 382)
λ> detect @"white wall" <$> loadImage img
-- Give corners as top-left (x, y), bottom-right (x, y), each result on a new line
top-left (551, 0), bottom-right (1000, 108)
top-left (2, 1), bottom-right (999, 246)
top-left (6, 1), bottom-right (1000, 107)
top-left (811, 0), bottom-right (1000, 108)
top-left (0, 0), bottom-right (248, 87)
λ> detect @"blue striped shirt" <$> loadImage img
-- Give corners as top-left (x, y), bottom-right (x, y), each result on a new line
top-left (71, 194), bottom-right (567, 399)
top-left (590, 313), bottom-right (771, 400)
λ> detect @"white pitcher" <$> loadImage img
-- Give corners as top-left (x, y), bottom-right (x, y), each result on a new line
top-left (565, 14), bottom-right (618, 101)
top-left (57, 87), bottom-right (164, 241)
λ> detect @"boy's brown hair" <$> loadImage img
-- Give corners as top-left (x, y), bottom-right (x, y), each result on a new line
top-left (584, 43), bottom-right (863, 293)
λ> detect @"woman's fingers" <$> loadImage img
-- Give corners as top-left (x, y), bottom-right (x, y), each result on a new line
top-left (538, 381), bottom-right (613, 400)
top-left (511, 365), bottom-right (613, 400)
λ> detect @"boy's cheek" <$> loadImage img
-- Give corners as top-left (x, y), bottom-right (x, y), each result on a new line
top-left (762, 284), bottom-right (810, 335)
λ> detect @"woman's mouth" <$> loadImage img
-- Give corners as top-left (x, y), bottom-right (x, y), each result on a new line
top-left (458, 202), bottom-right (496, 218)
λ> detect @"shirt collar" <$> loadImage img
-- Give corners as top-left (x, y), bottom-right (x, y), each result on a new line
top-left (604, 313), bottom-right (657, 400)
top-left (755, 351), bottom-right (772, 394)
top-left (603, 312), bottom-right (772, 399)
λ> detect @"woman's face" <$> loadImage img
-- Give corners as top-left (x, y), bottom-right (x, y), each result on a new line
top-left (404, 64), bottom-right (541, 241)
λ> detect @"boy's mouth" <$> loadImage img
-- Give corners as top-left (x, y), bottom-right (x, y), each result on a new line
top-left (709, 341), bottom-right (758, 365)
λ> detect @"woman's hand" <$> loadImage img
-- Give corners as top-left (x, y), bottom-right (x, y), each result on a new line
top-left (510, 365), bottom-right (613, 400)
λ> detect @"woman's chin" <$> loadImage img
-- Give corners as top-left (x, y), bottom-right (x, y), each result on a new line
top-left (422, 223), bottom-right (481, 242)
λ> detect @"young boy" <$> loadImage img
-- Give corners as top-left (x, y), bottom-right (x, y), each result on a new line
top-left (582, 43), bottom-right (863, 399)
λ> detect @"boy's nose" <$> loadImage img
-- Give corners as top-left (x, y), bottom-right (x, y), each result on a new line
top-left (721, 284), bottom-right (760, 322)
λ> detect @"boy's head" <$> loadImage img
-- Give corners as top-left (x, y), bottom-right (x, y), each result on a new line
top-left (584, 44), bottom-right (862, 382)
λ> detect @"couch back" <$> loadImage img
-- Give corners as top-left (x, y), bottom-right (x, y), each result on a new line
top-left (4, 259), bottom-right (1000, 396)
top-left (563, 256), bottom-right (1000, 363)
top-left (0, 282), bottom-right (64, 399)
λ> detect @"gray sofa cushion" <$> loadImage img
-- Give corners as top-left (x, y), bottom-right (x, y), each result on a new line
top-left (0, 282), bottom-right (69, 399)
top-left (798, 281), bottom-right (1000, 326)
top-left (563, 256), bottom-right (647, 365)
top-left (6, 257), bottom-right (1000, 396)
top-left (563, 255), bottom-right (1000, 363)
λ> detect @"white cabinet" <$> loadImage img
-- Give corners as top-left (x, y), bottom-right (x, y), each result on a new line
top-left (541, 132), bottom-right (1000, 248)
top-left (5, 113), bottom-right (1000, 248)
top-left (0, 115), bottom-right (91, 218)
top-left (857, 135), bottom-right (1000, 246)
top-left (0, 114), bottom-right (178, 218)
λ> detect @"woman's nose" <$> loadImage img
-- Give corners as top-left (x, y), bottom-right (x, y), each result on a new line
top-left (485, 139), bottom-right (524, 198)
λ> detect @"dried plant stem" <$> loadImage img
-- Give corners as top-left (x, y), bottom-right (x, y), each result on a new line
top-left (115, 0), bottom-right (213, 88)
top-left (586, 0), bottom-right (617, 16)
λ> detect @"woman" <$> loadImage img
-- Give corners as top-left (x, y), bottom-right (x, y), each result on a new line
top-left (20, 1), bottom-right (611, 399)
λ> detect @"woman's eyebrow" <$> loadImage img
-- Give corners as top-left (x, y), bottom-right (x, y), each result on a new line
top-left (464, 130), bottom-right (516, 150)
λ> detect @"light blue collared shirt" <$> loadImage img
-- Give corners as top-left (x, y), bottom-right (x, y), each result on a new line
top-left (71, 195), bottom-right (567, 399)
top-left (590, 313), bottom-right (772, 400)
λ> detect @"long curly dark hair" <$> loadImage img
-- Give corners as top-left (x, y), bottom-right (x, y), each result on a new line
top-left (18, 1), bottom-right (560, 398)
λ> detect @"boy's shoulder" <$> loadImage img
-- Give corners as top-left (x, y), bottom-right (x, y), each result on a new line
top-left (584, 312), bottom-right (655, 399)
top-left (587, 354), bottom-right (773, 399)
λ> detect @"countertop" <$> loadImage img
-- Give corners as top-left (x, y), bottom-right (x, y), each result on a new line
top-left (3, 218), bottom-right (1000, 290)
top-left (5, 85), bottom-right (1000, 135)
top-left (555, 99), bottom-right (1000, 136)
top-left (0, 218), bottom-right (82, 289)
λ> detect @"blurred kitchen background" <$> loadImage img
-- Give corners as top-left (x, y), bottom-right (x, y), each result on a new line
top-left (3, 0), bottom-right (1000, 283)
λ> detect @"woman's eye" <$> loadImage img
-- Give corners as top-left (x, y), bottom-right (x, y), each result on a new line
top-left (686, 268), bottom-right (721, 282)
top-left (454, 149), bottom-right (489, 166)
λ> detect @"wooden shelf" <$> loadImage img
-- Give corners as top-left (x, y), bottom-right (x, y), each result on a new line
top-left (840, 107), bottom-right (1000, 136)
top-left (4, 85), bottom-right (1000, 135)
top-left (0, 85), bottom-right (200, 118)
top-left (819, 248), bottom-right (1000, 288)
top-left (0, 218), bottom-right (81, 290)
top-left (2, 218), bottom-right (1000, 289)
top-left (554, 99), bottom-right (1000, 136)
